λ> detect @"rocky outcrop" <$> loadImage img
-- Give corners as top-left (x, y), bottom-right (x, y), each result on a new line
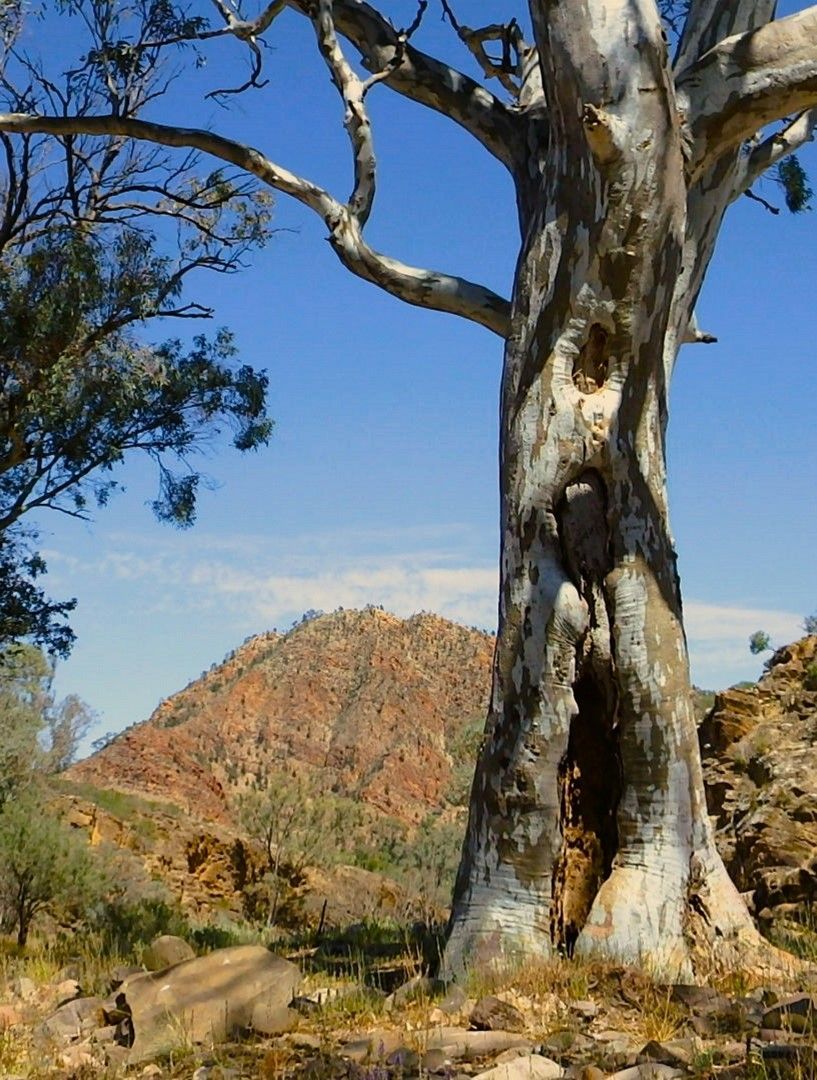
top-left (700, 635), bottom-right (817, 933)
top-left (69, 609), bottom-right (493, 827)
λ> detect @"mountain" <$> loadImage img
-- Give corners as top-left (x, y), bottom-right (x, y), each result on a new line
top-left (66, 608), bottom-right (817, 939)
top-left (69, 608), bottom-right (494, 827)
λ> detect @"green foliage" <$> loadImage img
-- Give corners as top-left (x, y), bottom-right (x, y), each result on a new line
top-left (804, 663), bottom-right (817, 692)
top-left (804, 613), bottom-right (817, 635)
top-left (777, 155), bottom-right (814, 213)
top-left (445, 714), bottom-right (484, 806)
top-left (0, 789), bottom-right (107, 946)
top-left (0, 645), bottom-right (93, 807)
top-left (0, 533), bottom-right (75, 657)
top-left (749, 630), bottom-right (771, 655)
top-left (0, 229), bottom-right (273, 529)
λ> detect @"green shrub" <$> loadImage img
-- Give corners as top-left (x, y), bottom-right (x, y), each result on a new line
top-left (804, 663), bottom-right (817, 692)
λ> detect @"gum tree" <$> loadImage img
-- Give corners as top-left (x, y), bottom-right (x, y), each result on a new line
top-left (3, 0), bottom-right (817, 977)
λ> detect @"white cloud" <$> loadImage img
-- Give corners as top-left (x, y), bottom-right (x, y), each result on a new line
top-left (47, 528), bottom-right (804, 690)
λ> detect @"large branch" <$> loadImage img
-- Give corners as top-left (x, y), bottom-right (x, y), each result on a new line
top-left (675, 0), bottom-right (775, 74)
top-left (0, 110), bottom-right (509, 337)
top-left (680, 6), bottom-right (817, 181)
top-left (285, 0), bottom-right (522, 172)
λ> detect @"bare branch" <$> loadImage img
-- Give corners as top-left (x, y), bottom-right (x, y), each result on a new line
top-left (440, 3), bottom-right (525, 98)
top-left (733, 108), bottom-right (817, 200)
top-left (0, 109), bottom-right (509, 336)
top-left (743, 187), bottom-right (780, 215)
top-left (285, 0), bottom-right (522, 172)
top-left (679, 5), bottom-right (817, 181)
top-left (328, 213), bottom-right (510, 338)
top-left (311, 0), bottom-right (377, 225)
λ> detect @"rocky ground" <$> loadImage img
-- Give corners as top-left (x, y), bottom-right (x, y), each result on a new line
top-left (1, 932), bottom-right (816, 1079)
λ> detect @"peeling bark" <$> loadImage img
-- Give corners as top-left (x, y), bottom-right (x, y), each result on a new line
top-left (444, 0), bottom-right (788, 982)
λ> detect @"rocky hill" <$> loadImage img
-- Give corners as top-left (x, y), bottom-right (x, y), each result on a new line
top-left (699, 634), bottom-right (817, 940)
top-left (66, 610), bottom-right (817, 938)
top-left (69, 608), bottom-right (494, 827)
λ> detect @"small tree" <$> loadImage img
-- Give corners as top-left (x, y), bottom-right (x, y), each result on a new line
top-left (237, 774), bottom-right (341, 926)
top-left (749, 630), bottom-right (772, 655)
top-left (804, 613), bottom-right (817, 636)
top-left (0, 644), bottom-right (94, 806)
top-left (0, 0), bottom-right (274, 654)
top-left (0, 791), bottom-right (105, 946)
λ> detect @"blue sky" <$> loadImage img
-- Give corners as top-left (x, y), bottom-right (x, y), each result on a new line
top-left (20, 2), bottom-right (817, 747)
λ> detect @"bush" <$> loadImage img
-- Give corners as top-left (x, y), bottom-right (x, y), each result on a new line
top-left (804, 663), bottom-right (817, 692)
top-left (0, 791), bottom-right (107, 946)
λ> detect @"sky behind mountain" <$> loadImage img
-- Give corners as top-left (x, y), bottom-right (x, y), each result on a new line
top-left (21, 1), bottom-right (816, 747)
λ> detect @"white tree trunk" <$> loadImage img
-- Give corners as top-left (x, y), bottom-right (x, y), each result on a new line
top-left (445, 0), bottom-right (775, 981)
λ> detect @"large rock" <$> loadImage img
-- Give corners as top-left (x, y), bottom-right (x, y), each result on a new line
top-left (119, 945), bottom-right (300, 1064)
top-left (699, 635), bottom-right (817, 931)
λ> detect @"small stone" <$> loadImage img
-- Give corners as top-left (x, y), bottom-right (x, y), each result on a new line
top-left (470, 995), bottom-right (526, 1033)
top-left (606, 1067), bottom-right (684, 1080)
top-left (285, 1032), bottom-right (322, 1050)
top-left (140, 1065), bottom-right (162, 1078)
top-left (636, 1038), bottom-right (697, 1068)
top-left (41, 996), bottom-right (105, 1043)
top-left (542, 1031), bottom-right (596, 1056)
top-left (340, 1029), bottom-right (403, 1062)
top-left (12, 977), bottom-right (36, 1002)
top-left (387, 1046), bottom-right (420, 1069)
top-left (579, 1069), bottom-right (605, 1080)
top-left (423, 1047), bottom-right (452, 1073)
top-left (570, 1000), bottom-right (598, 1021)
top-left (53, 979), bottom-right (82, 1005)
top-left (386, 974), bottom-right (435, 1008)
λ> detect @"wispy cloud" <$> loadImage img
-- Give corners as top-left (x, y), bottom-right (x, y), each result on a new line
top-left (44, 529), bottom-right (804, 689)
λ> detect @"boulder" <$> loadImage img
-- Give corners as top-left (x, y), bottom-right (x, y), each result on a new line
top-left (470, 995), bottom-right (527, 1033)
top-left (119, 945), bottom-right (300, 1064)
top-left (473, 1053), bottom-right (563, 1080)
top-left (41, 997), bottom-right (105, 1043)
top-left (141, 934), bottom-right (196, 971)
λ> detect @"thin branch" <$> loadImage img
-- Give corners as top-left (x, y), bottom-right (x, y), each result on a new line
top-left (743, 188), bottom-right (780, 215)
top-left (734, 108), bottom-right (817, 200)
top-left (440, 2), bottom-right (525, 98)
top-left (311, 0), bottom-right (377, 225)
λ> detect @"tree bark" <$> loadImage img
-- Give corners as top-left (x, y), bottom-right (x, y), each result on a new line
top-left (445, 0), bottom-right (778, 981)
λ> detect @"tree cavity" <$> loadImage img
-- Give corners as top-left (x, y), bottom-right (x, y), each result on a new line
top-left (573, 323), bottom-right (610, 394)
top-left (550, 470), bottom-right (622, 958)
